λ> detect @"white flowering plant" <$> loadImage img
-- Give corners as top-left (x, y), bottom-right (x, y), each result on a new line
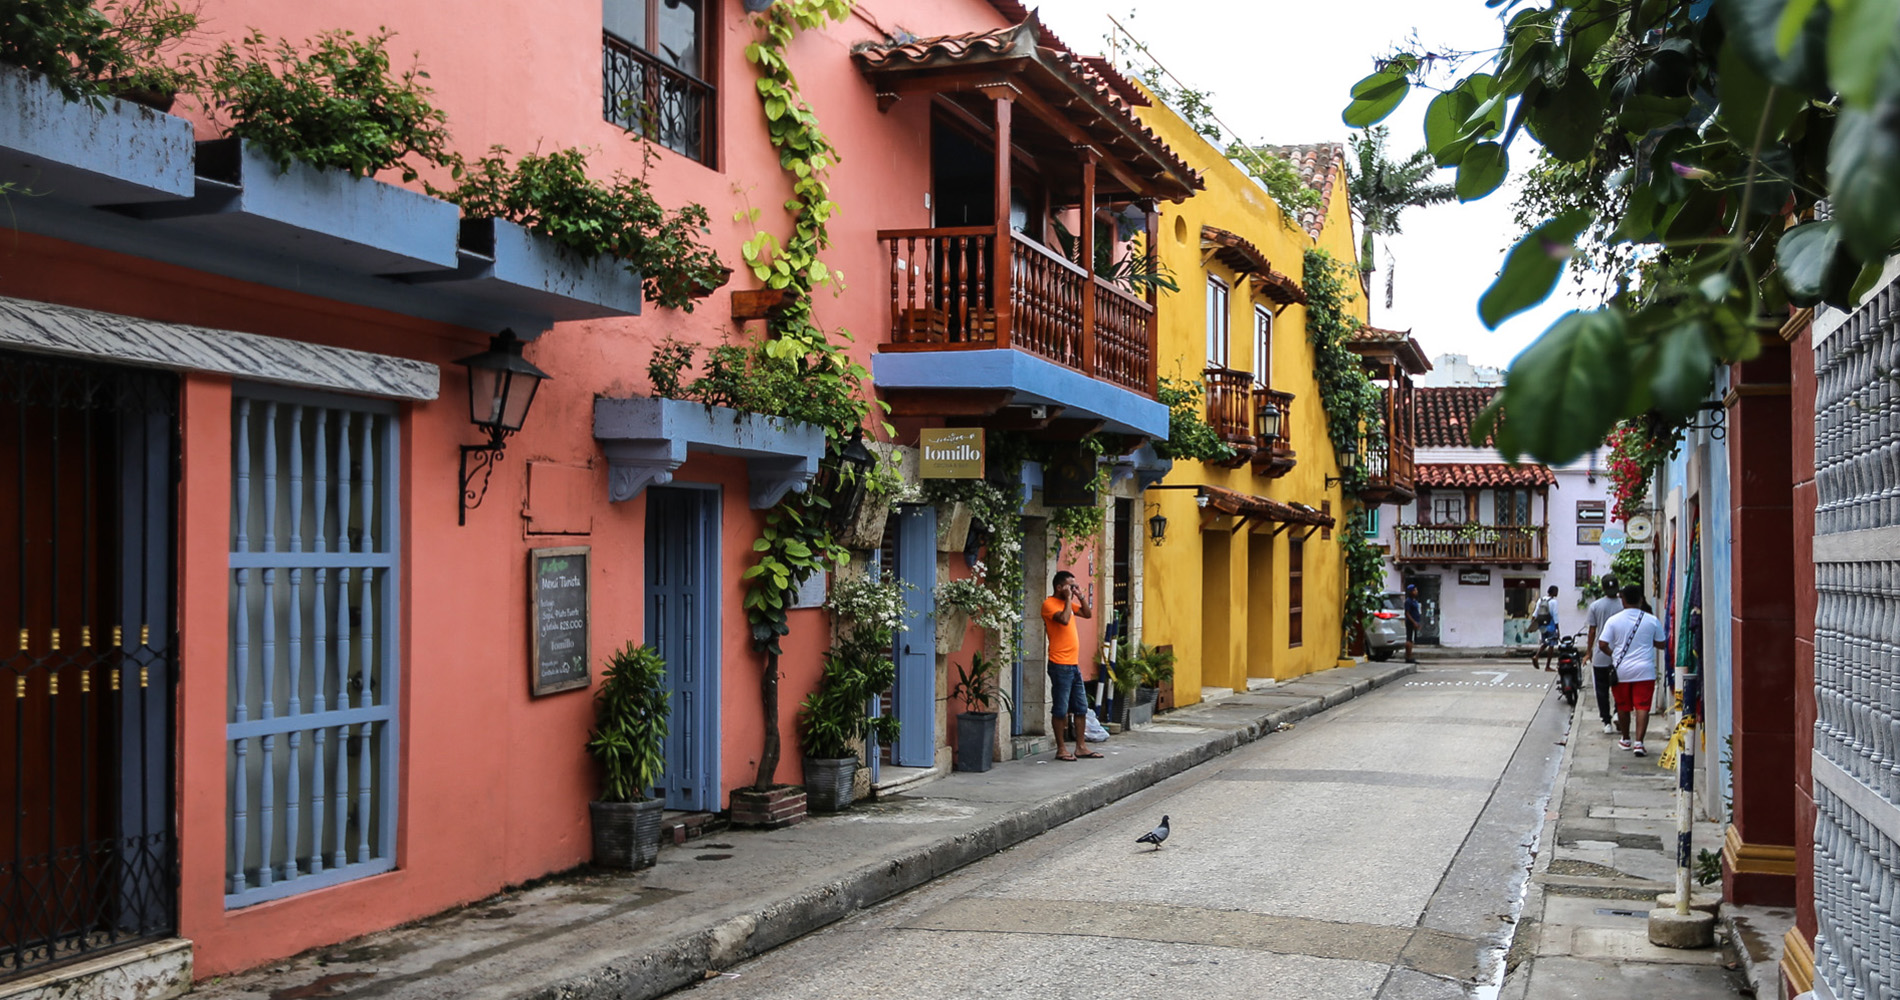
top-left (937, 562), bottom-right (1022, 660)
top-left (826, 573), bottom-right (911, 645)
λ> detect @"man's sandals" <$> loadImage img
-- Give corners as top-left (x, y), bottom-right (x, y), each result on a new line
top-left (1056, 749), bottom-right (1105, 761)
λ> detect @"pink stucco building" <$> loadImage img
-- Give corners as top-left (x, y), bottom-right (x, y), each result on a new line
top-left (0, 0), bottom-right (1193, 990)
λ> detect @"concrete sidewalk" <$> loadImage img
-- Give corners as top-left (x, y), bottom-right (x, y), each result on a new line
top-left (1500, 681), bottom-right (1750, 998)
top-left (189, 660), bottom-right (1414, 1000)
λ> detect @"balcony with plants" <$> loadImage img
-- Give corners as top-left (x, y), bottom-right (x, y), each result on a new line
top-left (1345, 327), bottom-right (1429, 505)
top-left (853, 14), bottom-right (1203, 440)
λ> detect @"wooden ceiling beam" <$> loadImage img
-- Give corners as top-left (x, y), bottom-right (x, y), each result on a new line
top-left (881, 389), bottom-right (1015, 417)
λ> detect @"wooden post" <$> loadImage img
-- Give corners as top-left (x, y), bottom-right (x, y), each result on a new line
top-left (1144, 202), bottom-right (1160, 396)
top-left (1079, 152), bottom-right (1097, 378)
top-left (989, 90), bottom-right (1015, 351)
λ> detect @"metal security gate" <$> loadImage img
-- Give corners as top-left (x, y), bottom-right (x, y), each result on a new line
top-left (1, 349), bottom-right (178, 980)
top-left (1812, 278), bottom-right (1900, 1000)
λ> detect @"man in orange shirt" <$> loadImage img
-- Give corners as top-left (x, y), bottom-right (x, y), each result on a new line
top-left (1041, 571), bottom-right (1099, 761)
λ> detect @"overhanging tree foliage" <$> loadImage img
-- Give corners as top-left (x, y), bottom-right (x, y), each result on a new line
top-left (1342, 0), bottom-right (1900, 464)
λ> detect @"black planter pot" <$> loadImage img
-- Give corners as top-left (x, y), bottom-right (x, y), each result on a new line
top-left (802, 756), bottom-right (858, 812)
top-left (954, 711), bottom-right (998, 772)
top-left (590, 798), bottom-right (665, 869)
top-left (1120, 686), bottom-right (1157, 729)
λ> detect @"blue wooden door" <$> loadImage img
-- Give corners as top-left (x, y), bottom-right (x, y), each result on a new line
top-left (892, 505), bottom-right (936, 767)
top-left (645, 487), bottom-right (719, 811)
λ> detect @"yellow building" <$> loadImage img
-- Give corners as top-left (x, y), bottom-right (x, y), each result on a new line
top-left (1137, 114), bottom-right (1368, 702)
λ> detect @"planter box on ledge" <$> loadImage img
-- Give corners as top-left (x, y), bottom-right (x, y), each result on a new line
top-left (397, 218), bottom-right (642, 321)
top-left (594, 396), bottom-right (827, 509)
top-left (126, 137), bottom-right (460, 275)
top-left (0, 64), bottom-right (194, 206)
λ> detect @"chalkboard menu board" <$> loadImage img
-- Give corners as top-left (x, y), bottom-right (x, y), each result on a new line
top-left (530, 546), bottom-right (591, 696)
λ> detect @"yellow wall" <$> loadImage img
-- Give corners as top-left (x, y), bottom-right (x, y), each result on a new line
top-left (1137, 104), bottom-right (1369, 703)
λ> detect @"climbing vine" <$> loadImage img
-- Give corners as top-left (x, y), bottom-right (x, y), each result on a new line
top-left (730, 0), bottom-right (873, 792)
top-left (1304, 247), bottom-right (1386, 642)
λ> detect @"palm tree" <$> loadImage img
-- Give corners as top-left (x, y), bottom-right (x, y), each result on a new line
top-left (1346, 126), bottom-right (1455, 310)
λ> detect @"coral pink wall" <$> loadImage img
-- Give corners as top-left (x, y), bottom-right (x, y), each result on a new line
top-left (4, 0), bottom-right (1023, 977)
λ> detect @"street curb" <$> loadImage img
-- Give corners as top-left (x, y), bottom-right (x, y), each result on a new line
top-left (521, 661), bottom-right (1417, 1000)
top-left (1495, 681), bottom-right (1587, 1000)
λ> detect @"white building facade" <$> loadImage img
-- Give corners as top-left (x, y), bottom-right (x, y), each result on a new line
top-left (1372, 386), bottom-right (1616, 648)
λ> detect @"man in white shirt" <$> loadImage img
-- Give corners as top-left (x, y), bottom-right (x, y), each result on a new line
top-left (1584, 575), bottom-right (1625, 735)
top-left (1597, 584), bottom-right (1667, 756)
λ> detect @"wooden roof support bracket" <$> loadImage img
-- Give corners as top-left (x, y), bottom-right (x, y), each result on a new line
top-left (1228, 513), bottom-right (1256, 534)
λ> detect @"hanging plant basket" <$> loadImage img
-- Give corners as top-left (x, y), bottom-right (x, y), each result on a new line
top-left (837, 497), bottom-right (891, 550)
top-left (935, 501), bottom-right (972, 553)
top-left (936, 606), bottom-right (971, 655)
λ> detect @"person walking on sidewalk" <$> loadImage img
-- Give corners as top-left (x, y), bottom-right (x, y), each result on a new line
top-left (1584, 575), bottom-right (1623, 735)
top-left (1531, 585), bottom-right (1561, 671)
top-left (1403, 584), bottom-right (1422, 664)
top-left (1041, 571), bottom-right (1099, 762)
top-left (1597, 584), bottom-right (1667, 757)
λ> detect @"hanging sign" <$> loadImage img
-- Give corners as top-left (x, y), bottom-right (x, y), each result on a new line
top-left (919, 428), bottom-right (985, 479)
top-left (1598, 525), bottom-right (1628, 555)
top-left (1458, 569), bottom-right (1491, 585)
top-left (530, 546), bottom-right (592, 696)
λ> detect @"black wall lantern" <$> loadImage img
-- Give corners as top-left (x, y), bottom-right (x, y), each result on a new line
top-left (1255, 398), bottom-right (1283, 442)
top-left (1325, 437), bottom-right (1361, 489)
top-left (828, 429), bottom-right (876, 529)
top-left (1146, 502), bottom-right (1168, 544)
top-left (455, 329), bottom-right (550, 525)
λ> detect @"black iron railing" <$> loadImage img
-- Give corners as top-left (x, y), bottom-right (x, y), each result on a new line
top-left (602, 33), bottom-right (715, 164)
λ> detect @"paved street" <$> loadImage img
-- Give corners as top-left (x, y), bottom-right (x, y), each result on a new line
top-left (675, 659), bottom-right (1567, 1000)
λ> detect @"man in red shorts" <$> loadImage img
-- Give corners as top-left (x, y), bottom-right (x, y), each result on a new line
top-left (1596, 584), bottom-right (1667, 756)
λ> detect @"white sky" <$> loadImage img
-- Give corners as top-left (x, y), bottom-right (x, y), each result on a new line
top-left (1030, 0), bottom-right (1596, 369)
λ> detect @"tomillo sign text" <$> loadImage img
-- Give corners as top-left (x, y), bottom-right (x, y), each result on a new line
top-left (919, 428), bottom-right (985, 479)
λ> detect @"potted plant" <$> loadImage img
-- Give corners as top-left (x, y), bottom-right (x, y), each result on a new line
top-left (936, 575), bottom-right (1009, 656)
top-left (797, 632), bottom-right (899, 812)
top-left (950, 651), bottom-right (1013, 772)
top-left (586, 642), bottom-right (670, 869)
top-left (837, 452), bottom-right (906, 550)
top-left (1111, 641), bottom-right (1173, 729)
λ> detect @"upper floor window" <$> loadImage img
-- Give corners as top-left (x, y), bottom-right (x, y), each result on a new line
top-left (603, 0), bottom-right (715, 165)
top-left (1497, 488), bottom-right (1534, 526)
top-left (1253, 305), bottom-right (1272, 385)
top-left (1206, 275), bottom-right (1231, 368)
top-left (1430, 493), bottom-right (1465, 525)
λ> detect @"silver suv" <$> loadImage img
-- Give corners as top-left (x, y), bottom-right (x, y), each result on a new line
top-left (1364, 593), bottom-right (1407, 662)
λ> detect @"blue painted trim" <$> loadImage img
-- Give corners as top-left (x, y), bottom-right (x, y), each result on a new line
top-left (399, 219), bottom-right (642, 320)
top-left (225, 704), bottom-right (392, 740)
top-left (226, 858), bottom-right (395, 909)
top-left (871, 350), bottom-right (1169, 438)
top-left (594, 397), bottom-right (827, 508)
top-left (130, 139), bottom-right (459, 273)
top-left (228, 552), bottom-right (397, 569)
top-left (0, 65), bottom-right (194, 205)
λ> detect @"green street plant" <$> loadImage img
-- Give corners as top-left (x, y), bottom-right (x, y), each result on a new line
top-left (586, 643), bottom-right (670, 803)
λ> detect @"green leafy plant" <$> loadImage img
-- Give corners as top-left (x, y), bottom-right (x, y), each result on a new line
top-left (199, 28), bottom-right (455, 181)
top-left (1694, 847), bottom-right (1723, 887)
top-left (1110, 640), bottom-right (1174, 691)
top-left (1344, 0), bottom-right (1900, 465)
top-left (797, 632), bottom-right (899, 761)
top-left (435, 148), bottom-right (727, 311)
top-left (735, 0), bottom-right (889, 793)
top-left (1226, 143), bottom-right (1326, 228)
top-left (0, 0), bottom-right (200, 103)
top-left (585, 643), bottom-right (670, 803)
top-left (825, 572), bottom-right (910, 645)
top-left (1049, 217), bottom-right (1179, 296)
top-left (1304, 247), bottom-right (1388, 642)
top-left (951, 651), bottom-right (1013, 714)
top-left (921, 474), bottom-right (1025, 659)
top-left (1344, 125), bottom-right (1454, 308)
top-left (1153, 374), bottom-right (1238, 463)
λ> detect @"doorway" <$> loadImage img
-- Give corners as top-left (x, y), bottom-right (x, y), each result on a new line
top-left (1503, 577), bottom-right (1541, 646)
top-left (1406, 573), bottom-right (1443, 644)
top-left (645, 487), bottom-right (720, 811)
top-left (887, 505), bottom-right (936, 768)
top-left (1, 351), bottom-right (177, 981)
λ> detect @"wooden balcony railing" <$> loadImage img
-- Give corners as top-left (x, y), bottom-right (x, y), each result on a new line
top-left (1204, 367), bottom-right (1256, 445)
top-left (1359, 386), bottom-right (1416, 504)
top-left (879, 226), bottom-right (1156, 396)
top-left (1393, 524), bottom-right (1547, 564)
top-left (1252, 387), bottom-right (1296, 478)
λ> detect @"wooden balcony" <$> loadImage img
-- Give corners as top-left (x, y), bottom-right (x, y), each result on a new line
top-left (1393, 524), bottom-right (1547, 564)
top-left (1358, 385), bottom-right (1416, 505)
top-left (1251, 387), bottom-right (1296, 479)
top-left (879, 226), bottom-right (1157, 397)
top-left (1203, 366), bottom-right (1256, 467)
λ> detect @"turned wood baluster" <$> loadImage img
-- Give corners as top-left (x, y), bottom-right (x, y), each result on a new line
top-left (888, 238), bottom-right (901, 342)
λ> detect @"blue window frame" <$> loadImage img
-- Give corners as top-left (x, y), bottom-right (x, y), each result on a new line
top-left (226, 385), bottom-right (400, 907)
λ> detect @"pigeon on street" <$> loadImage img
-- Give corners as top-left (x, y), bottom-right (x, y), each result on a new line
top-left (1136, 815), bottom-right (1170, 850)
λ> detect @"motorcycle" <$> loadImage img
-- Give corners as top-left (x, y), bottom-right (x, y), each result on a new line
top-left (1553, 627), bottom-right (1586, 706)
